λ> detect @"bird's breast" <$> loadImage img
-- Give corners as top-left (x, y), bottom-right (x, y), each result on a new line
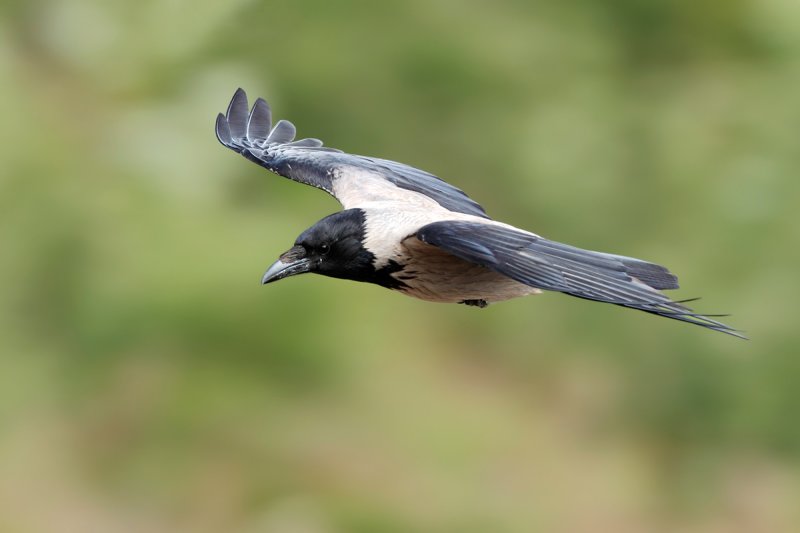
top-left (390, 238), bottom-right (540, 304)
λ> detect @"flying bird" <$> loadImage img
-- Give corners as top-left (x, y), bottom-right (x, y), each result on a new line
top-left (215, 89), bottom-right (743, 338)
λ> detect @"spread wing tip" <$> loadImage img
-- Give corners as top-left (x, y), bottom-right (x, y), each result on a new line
top-left (225, 88), bottom-right (249, 139)
top-left (266, 119), bottom-right (297, 144)
top-left (217, 89), bottom-right (338, 151)
top-left (215, 113), bottom-right (232, 146)
top-left (246, 97), bottom-right (272, 144)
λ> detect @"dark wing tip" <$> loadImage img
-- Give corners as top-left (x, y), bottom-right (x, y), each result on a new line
top-left (247, 97), bottom-right (272, 144)
top-left (644, 301), bottom-right (748, 339)
top-left (618, 257), bottom-right (679, 290)
top-left (215, 113), bottom-right (233, 146)
top-left (219, 89), bottom-right (331, 151)
top-left (267, 119), bottom-right (297, 144)
top-left (226, 88), bottom-right (249, 140)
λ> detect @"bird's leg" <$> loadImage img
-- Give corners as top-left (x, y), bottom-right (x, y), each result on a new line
top-left (460, 299), bottom-right (489, 308)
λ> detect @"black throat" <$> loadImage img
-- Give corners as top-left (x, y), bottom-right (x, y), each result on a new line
top-left (369, 259), bottom-right (407, 290)
top-left (306, 209), bottom-right (409, 290)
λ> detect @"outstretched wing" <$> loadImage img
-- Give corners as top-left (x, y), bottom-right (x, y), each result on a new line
top-left (215, 89), bottom-right (488, 218)
top-left (416, 220), bottom-right (744, 338)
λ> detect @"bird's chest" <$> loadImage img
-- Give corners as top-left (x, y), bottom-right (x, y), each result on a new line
top-left (386, 238), bottom-right (539, 304)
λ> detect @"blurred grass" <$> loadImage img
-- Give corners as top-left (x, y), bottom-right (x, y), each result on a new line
top-left (1, 0), bottom-right (799, 531)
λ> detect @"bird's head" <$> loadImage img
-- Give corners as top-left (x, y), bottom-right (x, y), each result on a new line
top-left (261, 209), bottom-right (380, 285)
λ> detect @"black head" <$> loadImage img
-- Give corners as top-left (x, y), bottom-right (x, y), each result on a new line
top-left (261, 209), bottom-right (378, 285)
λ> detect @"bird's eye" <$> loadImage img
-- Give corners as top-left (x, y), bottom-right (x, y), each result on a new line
top-left (319, 243), bottom-right (330, 255)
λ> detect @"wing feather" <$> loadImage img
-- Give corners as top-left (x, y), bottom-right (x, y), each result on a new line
top-left (246, 97), bottom-right (272, 144)
top-left (216, 89), bottom-right (488, 218)
top-left (266, 119), bottom-right (296, 144)
top-left (226, 88), bottom-right (249, 140)
top-left (416, 220), bottom-right (744, 338)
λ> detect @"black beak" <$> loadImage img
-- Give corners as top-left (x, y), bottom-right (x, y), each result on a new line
top-left (261, 245), bottom-right (311, 284)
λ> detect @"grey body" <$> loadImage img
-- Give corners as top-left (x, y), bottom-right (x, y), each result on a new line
top-left (216, 89), bottom-right (743, 338)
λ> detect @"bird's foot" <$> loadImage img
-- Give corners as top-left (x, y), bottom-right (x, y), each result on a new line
top-left (460, 299), bottom-right (488, 308)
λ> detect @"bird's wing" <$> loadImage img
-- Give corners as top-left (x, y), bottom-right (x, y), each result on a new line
top-left (416, 220), bottom-right (744, 337)
top-left (215, 89), bottom-right (488, 218)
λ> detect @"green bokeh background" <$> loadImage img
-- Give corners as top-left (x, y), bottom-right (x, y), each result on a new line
top-left (1, 1), bottom-right (798, 531)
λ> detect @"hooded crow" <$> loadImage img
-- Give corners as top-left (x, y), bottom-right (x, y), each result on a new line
top-left (215, 89), bottom-right (743, 338)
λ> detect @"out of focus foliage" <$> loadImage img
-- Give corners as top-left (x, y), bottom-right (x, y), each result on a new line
top-left (1, 1), bottom-right (798, 531)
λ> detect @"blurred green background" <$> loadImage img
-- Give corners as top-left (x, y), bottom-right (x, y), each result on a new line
top-left (1, 0), bottom-right (798, 531)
